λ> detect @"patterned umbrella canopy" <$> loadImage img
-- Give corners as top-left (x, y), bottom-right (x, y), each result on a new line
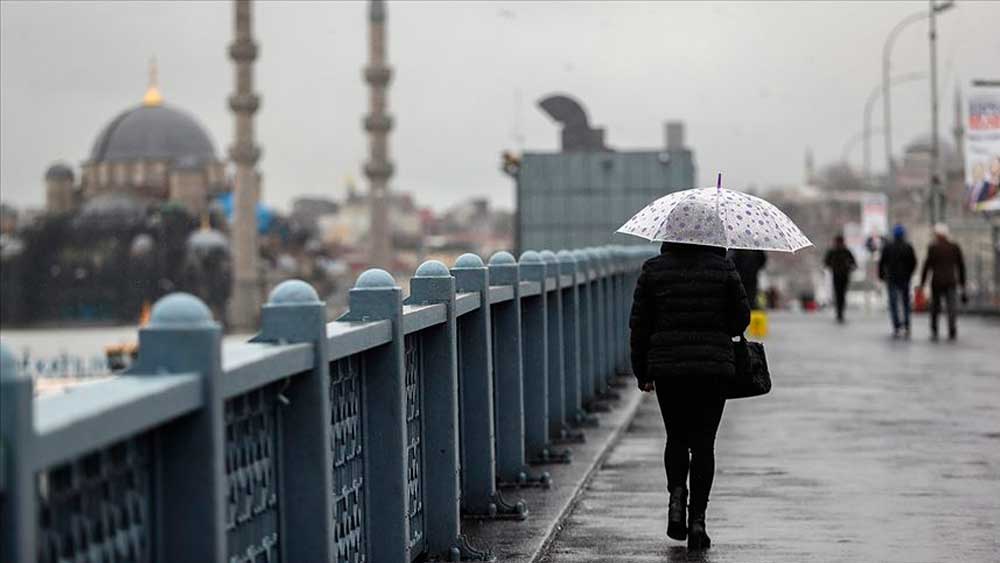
top-left (617, 187), bottom-right (812, 252)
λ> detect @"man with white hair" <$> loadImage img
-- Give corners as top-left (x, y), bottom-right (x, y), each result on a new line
top-left (919, 223), bottom-right (967, 341)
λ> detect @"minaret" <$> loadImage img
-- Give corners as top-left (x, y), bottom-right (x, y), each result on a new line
top-left (228, 0), bottom-right (261, 330)
top-left (952, 84), bottom-right (964, 166)
top-left (804, 147), bottom-right (816, 186)
top-left (364, 0), bottom-right (394, 269)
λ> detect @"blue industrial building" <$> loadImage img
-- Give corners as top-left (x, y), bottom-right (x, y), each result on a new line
top-left (510, 95), bottom-right (696, 252)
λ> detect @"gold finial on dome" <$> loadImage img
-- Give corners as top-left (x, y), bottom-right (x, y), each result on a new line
top-left (142, 56), bottom-right (163, 106)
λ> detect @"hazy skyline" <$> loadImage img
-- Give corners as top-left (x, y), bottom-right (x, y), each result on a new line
top-left (2, 1), bottom-right (998, 213)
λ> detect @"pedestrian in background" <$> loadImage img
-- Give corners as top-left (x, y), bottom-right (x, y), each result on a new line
top-left (878, 224), bottom-right (917, 338)
top-left (630, 242), bottom-right (751, 550)
top-left (729, 249), bottom-right (767, 309)
top-left (823, 235), bottom-right (857, 323)
top-left (920, 223), bottom-right (967, 341)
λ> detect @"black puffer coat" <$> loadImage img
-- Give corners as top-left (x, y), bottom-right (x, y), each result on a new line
top-left (629, 243), bottom-right (751, 385)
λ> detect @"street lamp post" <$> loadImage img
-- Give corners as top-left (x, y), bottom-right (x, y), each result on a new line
top-left (882, 10), bottom-right (928, 195)
top-left (880, 3), bottom-right (954, 215)
top-left (927, 0), bottom-right (955, 225)
top-left (864, 72), bottom-right (925, 187)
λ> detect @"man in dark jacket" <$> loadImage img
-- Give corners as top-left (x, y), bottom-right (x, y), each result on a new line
top-left (920, 223), bottom-right (967, 340)
top-left (729, 249), bottom-right (767, 309)
top-left (629, 242), bottom-right (751, 548)
top-left (878, 224), bottom-right (917, 338)
top-left (823, 235), bottom-right (857, 323)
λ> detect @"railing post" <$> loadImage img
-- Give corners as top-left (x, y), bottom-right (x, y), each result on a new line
top-left (621, 247), bottom-right (638, 375)
top-left (517, 251), bottom-right (550, 463)
top-left (587, 248), bottom-right (608, 400)
top-left (610, 249), bottom-right (624, 380)
top-left (338, 269), bottom-right (409, 562)
top-left (601, 248), bottom-right (620, 382)
top-left (488, 252), bottom-right (548, 487)
top-left (596, 248), bottom-right (611, 384)
top-left (541, 250), bottom-right (580, 446)
top-left (616, 247), bottom-right (629, 375)
top-left (609, 248), bottom-right (622, 375)
top-left (130, 293), bottom-right (225, 562)
top-left (1, 342), bottom-right (36, 563)
top-left (572, 250), bottom-right (596, 411)
top-left (252, 280), bottom-right (334, 562)
top-left (488, 251), bottom-right (526, 485)
top-left (556, 251), bottom-right (588, 428)
top-left (451, 254), bottom-right (527, 520)
top-left (599, 248), bottom-right (617, 391)
top-left (406, 261), bottom-right (494, 560)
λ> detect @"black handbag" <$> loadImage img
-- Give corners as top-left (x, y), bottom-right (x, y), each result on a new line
top-left (725, 336), bottom-right (771, 399)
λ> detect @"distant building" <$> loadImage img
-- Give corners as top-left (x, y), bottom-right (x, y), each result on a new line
top-left (318, 185), bottom-right (422, 254)
top-left (290, 196), bottom-right (340, 236)
top-left (892, 135), bottom-right (964, 228)
top-left (509, 94), bottom-right (695, 252)
top-left (4, 64), bottom-right (236, 325)
top-left (45, 63), bottom-right (225, 218)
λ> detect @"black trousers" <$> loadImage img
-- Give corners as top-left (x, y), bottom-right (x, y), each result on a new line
top-left (655, 382), bottom-right (726, 514)
top-left (930, 285), bottom-right (958, 337)
top-left (832, 275), bottom-right (849, 320)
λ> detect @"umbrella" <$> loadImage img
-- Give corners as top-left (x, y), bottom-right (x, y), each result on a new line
top-left (617, 174), bottom-right (812, 252)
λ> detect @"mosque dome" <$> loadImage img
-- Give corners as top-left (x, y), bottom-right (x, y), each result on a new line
top-left (72, 194), bottom-right (147, 231)
top-left (45, 162), bottom-right (74, 181)
top-left (903, 134), bottom-right (958, 161)
top-left (187, 228), bottom-right (230, 256)
top-left (89, 103), bottom-right (217, 165)
top-left (86, 59), bottom-right (218, 166)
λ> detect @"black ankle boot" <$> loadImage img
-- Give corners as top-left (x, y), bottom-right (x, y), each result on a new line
top-left (687, 511), bottom-right (711, 550)
top-left (667, 487), bottom-right (687, 540)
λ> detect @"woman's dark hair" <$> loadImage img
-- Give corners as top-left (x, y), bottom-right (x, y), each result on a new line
top-left (660, 241), bottom-right (726, 256)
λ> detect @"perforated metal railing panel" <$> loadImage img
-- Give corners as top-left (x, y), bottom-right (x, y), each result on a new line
top-left (37, 435), bottom-right (153, 563)
top-left (225, 386), bottom-right (280, 563)
top-left (404, 335), bottom-right (426, 557)
top-left (455, 329), bottom-right (466, 497)
top-left (330, 355), bottom-right (367, 563)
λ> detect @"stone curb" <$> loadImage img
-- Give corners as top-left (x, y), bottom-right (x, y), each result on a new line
top-left (460, 380), bottom-right (646, 562)
top-left (531, 388), bottom-right (645, 563)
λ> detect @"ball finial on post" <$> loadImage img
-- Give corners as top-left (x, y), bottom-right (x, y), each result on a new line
top-left (149, 292), bottom-right (215, 328)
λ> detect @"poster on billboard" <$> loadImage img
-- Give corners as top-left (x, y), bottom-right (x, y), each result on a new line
top-left (964, 81), bottom-right (1000, 212)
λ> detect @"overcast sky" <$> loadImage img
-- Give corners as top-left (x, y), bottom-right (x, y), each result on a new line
top-left (1, 1), bottom-right (997, 213)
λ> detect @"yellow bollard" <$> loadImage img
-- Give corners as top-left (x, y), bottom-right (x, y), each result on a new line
top-left (748, 310), bottom-right (768, 339)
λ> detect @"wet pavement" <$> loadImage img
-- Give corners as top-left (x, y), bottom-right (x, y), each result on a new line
top-left (541, 311), bottom-right (1000, 562)
top-left (462, 382), bottom-right (643, 563)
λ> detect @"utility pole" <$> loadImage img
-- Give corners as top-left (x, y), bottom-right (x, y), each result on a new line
top-left (928, 0), bottom-right (942, 225)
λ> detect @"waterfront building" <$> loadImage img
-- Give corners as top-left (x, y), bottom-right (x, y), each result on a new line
top-left (509, 94), bottom-right (696, 252)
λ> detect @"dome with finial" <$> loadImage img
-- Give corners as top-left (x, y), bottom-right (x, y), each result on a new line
top-left (88, 59), bottom-right (217, 165)
top-left (903, 134), bottom-right (958, 161)
top-left (45, 162), bottom-right (74, 181)
top-left (187, 213), bottom-right (229, 256)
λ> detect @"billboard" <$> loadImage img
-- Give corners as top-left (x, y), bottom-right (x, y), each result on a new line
top-left (964, 81), bottom-right (1000, 212)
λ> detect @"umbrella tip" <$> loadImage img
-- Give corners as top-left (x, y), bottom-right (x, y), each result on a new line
top-left (716, 172), bottom-right (722, 190)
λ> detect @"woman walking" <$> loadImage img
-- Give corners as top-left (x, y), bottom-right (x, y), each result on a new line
top-left (629, 241), bottom-right (751, 549)
top-left (617, 177), bottom-right (811, 551)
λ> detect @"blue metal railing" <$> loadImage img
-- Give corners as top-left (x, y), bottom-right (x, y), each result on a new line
top-left (0, 245), bottom-right (655, 563)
